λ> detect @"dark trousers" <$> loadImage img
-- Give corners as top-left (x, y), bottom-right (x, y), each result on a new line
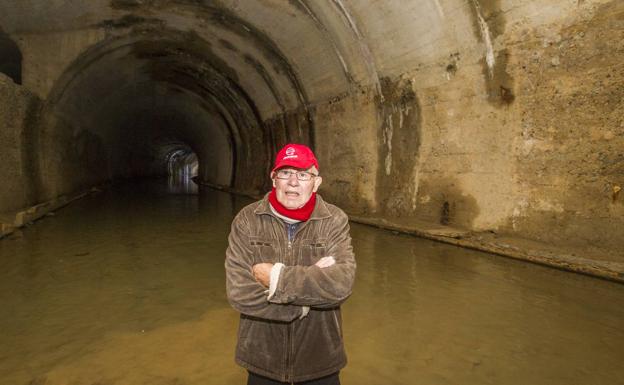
top-left (247, 371), bottom-right (340, 385)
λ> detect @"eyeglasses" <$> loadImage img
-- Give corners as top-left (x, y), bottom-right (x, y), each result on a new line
top-left (275, 169), bottom-right (318, 181)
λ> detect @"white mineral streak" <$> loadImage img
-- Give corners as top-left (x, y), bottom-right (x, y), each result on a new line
top-left (471, 0), bottom-right (495, 78)
top-left (432, 0), bottom-right (445, 19)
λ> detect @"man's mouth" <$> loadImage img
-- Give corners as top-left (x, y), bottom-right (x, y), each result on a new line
top-left (285, 191), bottom-right (300, 197)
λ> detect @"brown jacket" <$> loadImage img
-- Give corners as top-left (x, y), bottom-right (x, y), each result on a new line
top-left (225, 194), bottom-right (356, 382)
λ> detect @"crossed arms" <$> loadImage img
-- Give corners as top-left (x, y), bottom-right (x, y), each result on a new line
top-left (225, 210), bottom-right (356, 322)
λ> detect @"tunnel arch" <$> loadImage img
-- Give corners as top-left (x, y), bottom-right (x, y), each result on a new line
top-left (0, 0), bottom-right (437, 217)
top-left (29, 0), bottom-right (381, 199)
top-left (37, 28), bottom-right (295, 199)
top-left (0, 30), bottom-right (22, 84)
top-left (2, 0), bottom-right (391, 206)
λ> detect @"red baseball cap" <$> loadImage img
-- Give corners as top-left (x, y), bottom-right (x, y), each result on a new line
top-left (272, 144), bottom-right (319, 173)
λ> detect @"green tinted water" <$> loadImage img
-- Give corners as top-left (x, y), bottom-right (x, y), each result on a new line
top-left (1, 179), bottom-right (622, 385)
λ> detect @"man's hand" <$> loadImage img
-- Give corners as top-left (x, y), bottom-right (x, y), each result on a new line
top-left (315, 256), bottom-right (336, 269)
top-left (252, 263), bottom-right (273, 288)
top-left (253, 257), bottom-right (334, 289)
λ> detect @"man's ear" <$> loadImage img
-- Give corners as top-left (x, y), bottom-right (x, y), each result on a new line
top-left (270, 171), bottom-right (276, 188)
top-left (312, 176), bottom-right (322, 192)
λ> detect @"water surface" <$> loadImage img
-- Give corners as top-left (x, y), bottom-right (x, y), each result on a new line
top-left (1, 179), bottom-right (622, 385)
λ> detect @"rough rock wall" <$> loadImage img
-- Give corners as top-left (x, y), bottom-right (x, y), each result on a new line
top-left (339, 0), bottom-right (623, 259)
top-left (0, 74), bottom-right (41, 214)
top-left (313, 89), bottom-right (379, 215)
top-left (509, 1), bottom-right (624, 254)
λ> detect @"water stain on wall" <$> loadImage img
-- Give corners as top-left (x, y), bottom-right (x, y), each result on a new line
top-left (375, 76), bottom-right (422, 217)
top-left (416, 177), bottom-right (480, 229)
top-left (97, 15), bottom-right (165, 29)
top-left (468, 0), bottom-right (514, 107)
top-left (482, 48), bottom-right (515, 105)
top-left (218, 38), bottom-right (239, 53)
top-left (110, 0), bottom-right (146, 9)
top-left (469, 0), bottom-right (505, 37)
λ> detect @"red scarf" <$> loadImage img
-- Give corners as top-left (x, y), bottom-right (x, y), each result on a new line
top-left (268, 188), bottom-right (316, 222)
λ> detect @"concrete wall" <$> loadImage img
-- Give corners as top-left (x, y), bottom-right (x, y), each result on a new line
top-left (312, 0), bottom-right (624, 262)
top-left (0, 73), bottom-right (40, 214)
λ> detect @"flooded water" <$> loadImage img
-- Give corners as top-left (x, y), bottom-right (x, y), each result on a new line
top-left (1, 179), bottom-right (623, 385)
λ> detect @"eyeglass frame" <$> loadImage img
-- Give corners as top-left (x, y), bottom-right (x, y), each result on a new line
top-left (273, 168), bottom-right (319, 181)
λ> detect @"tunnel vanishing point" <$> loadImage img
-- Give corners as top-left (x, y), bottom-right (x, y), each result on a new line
top-left (0, 0), bottom-right (622, 281)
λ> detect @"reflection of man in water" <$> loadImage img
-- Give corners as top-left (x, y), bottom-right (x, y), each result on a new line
top-left (225, 144), bottom-right (356, 385)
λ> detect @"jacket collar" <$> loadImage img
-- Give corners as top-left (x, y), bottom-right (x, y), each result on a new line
top-left (254, 192), bottom-right (332, 221)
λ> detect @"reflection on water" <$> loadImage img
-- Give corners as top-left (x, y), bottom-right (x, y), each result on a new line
top-left (0, 180), bottom-right (623, 385)
top-left (167, 173), bottom-right (198, 195)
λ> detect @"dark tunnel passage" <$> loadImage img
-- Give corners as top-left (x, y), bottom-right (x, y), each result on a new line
top-left (0, 29), bottom-right (21, 85)
top-left (39, 31), bottom-right (269, 198)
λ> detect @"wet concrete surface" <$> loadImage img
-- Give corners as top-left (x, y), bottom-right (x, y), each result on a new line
top-left (1, 178), bottom-right (623, 385)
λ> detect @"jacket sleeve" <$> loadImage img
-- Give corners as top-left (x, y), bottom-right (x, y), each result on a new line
top-left (269, 210), bottom-right (356, 309)
top-left (225, 210), bottom-right (303, 322)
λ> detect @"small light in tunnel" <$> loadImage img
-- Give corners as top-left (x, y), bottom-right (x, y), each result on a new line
top-left (166, 147), bottom-right (199, 194)
top-left (166, 148), bottom-right (198, 178)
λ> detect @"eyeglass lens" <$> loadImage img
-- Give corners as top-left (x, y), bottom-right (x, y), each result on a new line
top-left (277, 170), bottom-right (314, 181)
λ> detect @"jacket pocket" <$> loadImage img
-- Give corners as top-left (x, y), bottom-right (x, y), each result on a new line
top-left (249, 236), bottom-right (277, 263)
top-left (299, 238), bottom-right (327, 265)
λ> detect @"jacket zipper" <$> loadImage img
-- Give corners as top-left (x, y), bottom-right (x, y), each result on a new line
top-left (286, 224), bottom-right (294, 382)
top-left (289, 321), bottom-right (295, 382)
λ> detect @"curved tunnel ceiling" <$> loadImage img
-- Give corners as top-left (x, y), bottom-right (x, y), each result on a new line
top-left (0, 0), bottom-right (390, 195)
top-left (6, 0), bottom-right (377, 114)
top-left (0, 0), bottom-right (520, 199)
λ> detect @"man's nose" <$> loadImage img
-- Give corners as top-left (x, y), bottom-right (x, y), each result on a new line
top-left (287, 175), bottom-right (300, 185)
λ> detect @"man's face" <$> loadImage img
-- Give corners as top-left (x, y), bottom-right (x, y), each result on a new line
top-left (272, 166), bottom-right (322, 209)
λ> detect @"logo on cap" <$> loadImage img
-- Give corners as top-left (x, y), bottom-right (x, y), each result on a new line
top-left (272, 143), bottom-right (318, 172)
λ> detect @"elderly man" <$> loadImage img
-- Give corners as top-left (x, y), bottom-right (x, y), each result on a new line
top-left (225, 144), bottom-right (356, 385)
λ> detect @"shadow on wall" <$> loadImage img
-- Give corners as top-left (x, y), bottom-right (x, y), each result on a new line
top-left (416, 176), bottom-right (480, 229)
top-left (375, 76), bottom-right (422, 217)
top-left (0, 30), bottom-right (22, 85)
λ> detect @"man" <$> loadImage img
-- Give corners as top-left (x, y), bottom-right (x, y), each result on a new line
top-left (225, 144), bottom-right (356, 385)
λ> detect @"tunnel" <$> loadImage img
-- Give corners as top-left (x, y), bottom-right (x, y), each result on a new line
top-left (1, 0), bottom-right (622, 277)
top-left (0, 0), bottom-right (623, 384)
